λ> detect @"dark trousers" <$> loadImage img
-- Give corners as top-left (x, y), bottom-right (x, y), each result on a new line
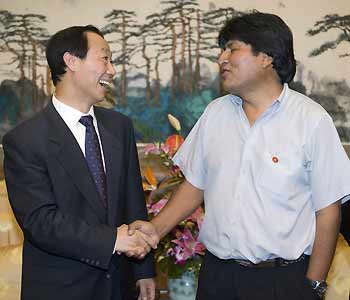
top-left (196, 251), bottom-right (322, 300)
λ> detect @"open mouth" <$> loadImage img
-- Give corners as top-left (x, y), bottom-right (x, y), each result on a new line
top-left (99, 80), bottom-right (111, 87)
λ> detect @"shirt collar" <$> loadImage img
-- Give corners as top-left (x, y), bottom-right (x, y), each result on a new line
top-left (52, 95), bottom-right (96, 127)
top-left (276, 83), bottom-right (288, 104)
top-left (230, 83), bottom-right (289, 107)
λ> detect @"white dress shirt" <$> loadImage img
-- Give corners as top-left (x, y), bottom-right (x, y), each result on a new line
top-left (52, 95), bottom-right (105, 170)
top-left (173, 84), bottom-right (350, 263)
top-left (52, 96), bottom-right (119, 252)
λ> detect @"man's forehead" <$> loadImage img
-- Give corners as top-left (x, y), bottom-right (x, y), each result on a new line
top-left (101, 47), bottom-right (112, 55)
top-left (225, 40), bottom-right (243, 48)
top-left (87, 45), bottom-right (112, 57)
top-left (86, 32), bottom-right (111, 51)
top-left (88, 42), bottom-right (112, 56)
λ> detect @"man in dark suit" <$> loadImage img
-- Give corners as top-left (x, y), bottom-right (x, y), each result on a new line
top-left (3, 25), bottom-right (157, 300)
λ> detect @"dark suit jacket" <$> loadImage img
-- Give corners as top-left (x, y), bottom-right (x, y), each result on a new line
top-left (3, 101), bottom-right (155, 300)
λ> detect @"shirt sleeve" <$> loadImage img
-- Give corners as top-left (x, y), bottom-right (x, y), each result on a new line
top-left (172, 111), bottom-right (207, 190)
top-left (306, 113), bottom-right (350, 211)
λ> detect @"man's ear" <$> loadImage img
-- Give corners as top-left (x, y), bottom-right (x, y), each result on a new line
top-left (260, 53), bottom-right (273, 68)
top-left (63, 52), bottom-right (79, 72)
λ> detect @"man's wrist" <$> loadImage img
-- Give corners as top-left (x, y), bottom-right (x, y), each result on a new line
top-left (113, 233), bottom-right (118, 254)
top-left (114, 225), bottom-right (127, 254)
top-left (307, 279), bottom-right (327, 298)
top-left (150, 218), bottom-right (165, 239)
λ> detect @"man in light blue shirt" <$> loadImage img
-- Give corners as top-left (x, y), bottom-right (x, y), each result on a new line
top-left (131, 12), bottom-right (350, 300)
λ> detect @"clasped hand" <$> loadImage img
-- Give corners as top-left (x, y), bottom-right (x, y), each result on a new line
top-left (115, 221), bottom-right (159, 259)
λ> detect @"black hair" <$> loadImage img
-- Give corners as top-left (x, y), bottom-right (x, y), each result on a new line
top-left (218, 12), bottom-right (296, 83)
top-left (46, 25), bottom-right (103, 86)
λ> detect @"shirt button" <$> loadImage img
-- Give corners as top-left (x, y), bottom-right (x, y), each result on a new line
top-left (106, 273), bottom-right (111, 279)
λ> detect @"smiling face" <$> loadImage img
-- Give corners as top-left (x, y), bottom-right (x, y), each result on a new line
top-left (218, 40), bottom-right (270, 96)
top-left (73, 31), bottom-right (116, 106)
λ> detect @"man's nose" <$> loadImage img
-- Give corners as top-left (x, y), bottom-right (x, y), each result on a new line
top-left (107, 61), bottom-right (116, 77)
top-left (218, 49), bottom-right (229, 66)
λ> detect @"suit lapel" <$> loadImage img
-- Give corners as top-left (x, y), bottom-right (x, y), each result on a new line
top-left (45, 102), bottom-right (107, 222)
top-left (95, 109), bottom-right (123, 227)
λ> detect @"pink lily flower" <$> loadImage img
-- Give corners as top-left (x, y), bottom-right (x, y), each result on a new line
top-left (161, 143), bottom-right (170, 155)
top-left (147, 198), bottom-right (168, 215)
top-left (144, 143), bottom-right (161, 155)
top-left (171, 228), bottom-right (206, 264)
top-left (188, 207), bottom-right (204, 230)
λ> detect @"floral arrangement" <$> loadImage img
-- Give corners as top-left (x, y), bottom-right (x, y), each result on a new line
top-left (142, 114), bottom-right (205, 278)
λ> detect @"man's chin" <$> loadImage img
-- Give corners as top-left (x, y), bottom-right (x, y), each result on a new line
top-left (222, 82), bottom-right (240, 95)
top-left (222, 83), bottom-right (234, 94)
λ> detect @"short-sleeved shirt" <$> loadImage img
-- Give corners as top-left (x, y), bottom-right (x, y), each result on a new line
top-left (173, 84), bottom-right (350, 263)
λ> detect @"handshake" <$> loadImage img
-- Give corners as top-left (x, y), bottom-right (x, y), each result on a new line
top-left (115, 221), bottom-right (160, 259)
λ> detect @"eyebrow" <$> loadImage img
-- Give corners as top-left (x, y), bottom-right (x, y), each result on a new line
top-left (225, 41), bottom-right (234, 48)
top-left (225, 41), bottom-right (239, 49)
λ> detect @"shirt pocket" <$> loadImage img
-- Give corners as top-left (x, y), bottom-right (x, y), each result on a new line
top-left (256, 148), bottom-right (303, 198)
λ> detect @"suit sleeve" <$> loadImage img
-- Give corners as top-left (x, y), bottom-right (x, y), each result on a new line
top-left (124, 119), bottom-right (156, 280)
top-left (2, 132), bottom-right (116, 270)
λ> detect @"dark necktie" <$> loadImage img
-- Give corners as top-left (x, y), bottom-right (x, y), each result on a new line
top-left (79, 115), bottom-right (107, 208)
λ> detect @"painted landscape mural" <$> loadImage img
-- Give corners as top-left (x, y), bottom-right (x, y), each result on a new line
top-left (0, 0), bottom-right (349, 142)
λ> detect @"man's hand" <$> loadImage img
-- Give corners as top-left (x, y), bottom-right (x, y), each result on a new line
top-left (136, 278), bottom-right (156, 300)
top-left (115, 224), bottom-right (151, 258)
top-left (128, 220), bottom-right (160, 250)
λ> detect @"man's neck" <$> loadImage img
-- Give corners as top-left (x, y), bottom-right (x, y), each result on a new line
top-left (55, 86), bottom-right (92, 114)
top-left (240, 82), bottom-right (284, 126)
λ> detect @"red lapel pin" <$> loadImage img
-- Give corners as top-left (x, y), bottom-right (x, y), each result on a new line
top-left (272, 156), bottom-right (279, 163)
